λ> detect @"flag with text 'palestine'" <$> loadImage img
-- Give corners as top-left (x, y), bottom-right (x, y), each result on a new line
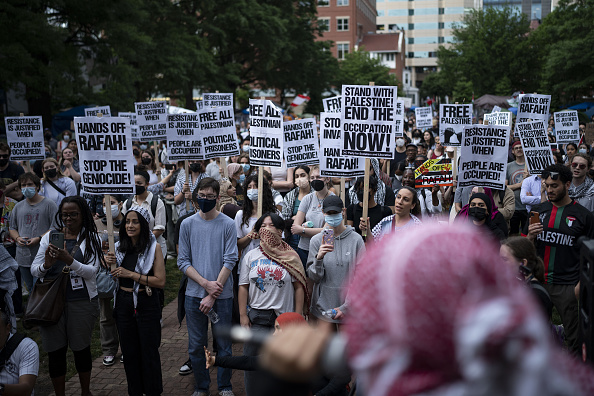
top-left (291, 94), bottom-right (310, 107)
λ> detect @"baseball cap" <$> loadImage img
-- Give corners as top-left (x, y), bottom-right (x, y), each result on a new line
top-left (322, 195), bottom-right (344, 213)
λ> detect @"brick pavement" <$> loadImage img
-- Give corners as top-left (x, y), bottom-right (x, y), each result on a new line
top-left (48, 298), bottom-right (246, 396)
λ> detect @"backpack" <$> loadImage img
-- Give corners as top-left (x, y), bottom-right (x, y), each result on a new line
top-left (126, 194), bottom-right (167, 239)
top-left (0, 333), bottom-right (26, 372)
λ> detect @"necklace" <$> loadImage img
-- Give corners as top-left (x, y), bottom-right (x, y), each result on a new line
top-left (316, 189), bottom-right (330, 209)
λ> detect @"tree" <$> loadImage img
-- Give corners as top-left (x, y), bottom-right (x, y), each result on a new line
top-left (335, 50), bottom-right (400, 88)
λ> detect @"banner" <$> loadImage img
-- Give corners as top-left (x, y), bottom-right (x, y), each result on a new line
top-left (203, 93), bottom-right (233, 108)
top-left (166, 113), bottom-right (203, 161)
top-left (135, 101), bottom-right (167, 141)
top-left (554, 110), bottom-right (580, 144)
top-left (319, 112), bottom-right (364, 177)
top-left (516, 93), bottom-right (551, 123)
top-left (118, 112), bottom-right (138, 140)
top-left (74, 116), bottom-right (135, 194)
top-left (4, 116), bottom-right (45, 161)
top-left (341, 84), bottom-right (397, 159)
top-left (459, 125), bottom-right (511, 190)
top-left (414, 158), bottom-right (453, 189)
top-left (415, 107), bottom-right (432, 129)
top-left (85, 106), bottom-right (111, 117)
top-left (323, 96), bottom-right (342, 113)
top-left (282, 118), bottom-right (319, 168)
top-left (484, 111), bottom-right (511, 127)
top-left (200, 106), bottom-right (240, 159)
top-left (394, 99), bottom-right (405, 138)
top-left (439, 104), bottom-right (473, 146)
top-left (517, 120), bottom-right (555, 175)
top-left (248, 99), bottom-right (283, 167)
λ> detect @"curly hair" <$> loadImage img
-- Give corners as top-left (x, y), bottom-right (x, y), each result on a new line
top-left (241, 174), bottom-right (276, 228)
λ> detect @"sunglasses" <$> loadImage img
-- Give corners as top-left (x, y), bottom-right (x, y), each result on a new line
top-left (542, 171), bottom-right (560, 180)
top-left (571, 163), bottom-right (587, 170)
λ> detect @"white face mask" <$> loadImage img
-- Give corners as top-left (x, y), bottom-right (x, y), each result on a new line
top-left (412, 138), bottom-right (421, 144)
top-left (295, 177), bottom-right (309, 188)
top-left (103, 205), bottom-right (119, 219)
top-left (396, 138), bottom-right (405, 147)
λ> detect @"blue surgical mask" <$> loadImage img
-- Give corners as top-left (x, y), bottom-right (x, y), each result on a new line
top-left (22, 187), bottom-right (36, 199)
top-left (140, 144), bottom-right (148, 150)
top-left (242, 145), bottom-right (250, 152)
top-left (239, 174), bottom-right (246, 184)
top-left (247, 189), bottom-right (258, 202)
top-left (324, 213), bottom-right (343, 227)
top-left (242, 164), bottom-right (251, 172)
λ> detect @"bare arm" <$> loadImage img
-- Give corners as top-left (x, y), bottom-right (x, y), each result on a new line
top-left (293, 282), bottom-right (304, 315)
top-left (238, 284), bottom-right (250, 328)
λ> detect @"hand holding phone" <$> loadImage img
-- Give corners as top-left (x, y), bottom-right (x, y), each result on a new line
top-left (530, 211), bottom-right (540, 225)
top-left (322, 228), bottom-right (334, 247)
top-left (50, 232), bottom-right (65, 249)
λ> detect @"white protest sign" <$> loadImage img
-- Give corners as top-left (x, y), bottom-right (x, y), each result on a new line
top-left (200, 106), bottom-right (240, 159)
top-left (415, 107), bottom-right (432, 129)
top-left (248, 99), bottom-right (283, 167)
top-left (196, 100), bottom-right (204, 111)
top-left (439, 104), bottom-right (473, 147)
top-left (459, 125), bottom-right (510, 190)
top-left (394, 99), bottom-right (405, 138)
top-left (492, 105), bottom-right (502, 113)
top-left (319, 112), bottom-right (364, 177)
top-left (554, 110), bottom-right (580, 144)
top-left (283, 118), bottom-right (319, 168)
top-left (4, 116), bottom-right (45, 161)
top-left (85, 106), bottom-right (111, 117)
top-left (74, 116), bottom-right (135, 194)
top-left (341, 84), bottom-right (397, 159)
top-left (516, 94), bottom-right (551, 123)
top-left (118, 112), bottom-right (138, 140)
top-left (323, 96), bottom-right (342, 113)
top-left (402, 97), bottom-right (412, 109)
top-left (166, 113), bottom-right (203, 161)
top-left (517, 120), bottom-right (555, 175)
top-left (135, 101), bottom-right (167, 141)
top-left (484, 111), bottom-right (511, 127)
top-left (203, 93), bottom-right (233, 108)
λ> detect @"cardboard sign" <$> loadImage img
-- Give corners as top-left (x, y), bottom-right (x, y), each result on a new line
top-left (74, 116), bottom-right (135, 194)
top-left (118, 112), bottom-right (138, 140)
top-left (166, 113), bottom-right (203, 161)
top-left (394, 99), bottom-right (405, 138)
top-left (439, 104), bottom-right (473, 147)
top-left (283, 118), bottom-right (319, 168)
top-left (459, 125), bottom-right (511, 190)
top-left (4, 116), bottom-right (45, 161)
top-left (517, 120), bottom-right (555, 175)
top-left (585, 123), bottom-right (594, 146)
top-left (319, 112), bottom-right (364, 177)
top-left (414, 158), bottom-right (453, 188)
top-left (323, 96), bottom-right (342, 113)
top-left (554, 110), bottom-right (580, 144)
top-left (248, 99), bottom-right (283, 167)
top-left (516, 93), bottom-right (551, 124)
top-left (341, 84), bottom-right (397, 159)
top-left (135, 101), bottom-right (167, 141)
top-left (415, 107), bottom-right (433, 129)
top-left (200, 106), bottom-right (241, 159)
top-left (196, 100), bottom-right (204, 111)
top-left (85, 106), bottom-right (111, 117)
top-left (484, 112), bottom-right (511, 127)
top-left (203, 93), bottom-right (233, 108)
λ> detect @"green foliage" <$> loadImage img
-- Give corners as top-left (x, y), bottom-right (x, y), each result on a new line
top-left (335, 50), bottom-right (400, 88)
top-left (452, 78), bottom-right (474, 103)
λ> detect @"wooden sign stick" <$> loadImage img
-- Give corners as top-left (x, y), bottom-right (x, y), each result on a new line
top-left (361, 82), bottom-right (374, 238)
top-left (257, 96), bottom-right (265, 217)
top-left (97, 112), bottom-right (115, 262)
top-left (185, 160), bottom-right (191, 212)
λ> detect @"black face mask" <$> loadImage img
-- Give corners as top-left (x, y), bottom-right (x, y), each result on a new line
top-left (45, 168), bottom-right (57, 178)
top-left (141, 157), bottom-right (152, 165)
top-left (469, 207), bottom-right (488, 221)
top-left (133, 149), bottom-right (140, 157)
top-left (356, 190), bottom-right (372, 202)
top-left (135, 185), bottom-right (146, 195)
top-left (190, 163), bottom-right (202, 173)
top-left (311, 179), bottom-right (325, 192)
top-left (0, 158), bottom-right (8, 167)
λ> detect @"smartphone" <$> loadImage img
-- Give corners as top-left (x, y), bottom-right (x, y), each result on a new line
top-left (530, 211), bottom-right (540, 225)
top-left (50, 232), bottom-right (64, 249)
top-left (164, 163), bottom-right (176, 170)
top-left (322, 228), bottom-right (334, 246)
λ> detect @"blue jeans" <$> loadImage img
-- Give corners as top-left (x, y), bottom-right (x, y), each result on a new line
top-left (20, 266), bottom-right (36, 292)
top-left (185, 296), bottom-right (233, 393)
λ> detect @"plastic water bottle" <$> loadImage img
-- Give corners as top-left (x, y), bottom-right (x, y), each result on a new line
top-left (322, 309), bottom-right (337, 319)
top-left (207, 309), bottom-right (220, 324)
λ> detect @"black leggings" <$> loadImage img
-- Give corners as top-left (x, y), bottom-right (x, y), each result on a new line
top-left (48, 345), bottom-right (92, 378)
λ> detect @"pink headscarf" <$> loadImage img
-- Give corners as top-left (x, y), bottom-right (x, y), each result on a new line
top-left (345, 224), bottom-right (594, 396)
top-left (227, 163), bottom-right (242, 178)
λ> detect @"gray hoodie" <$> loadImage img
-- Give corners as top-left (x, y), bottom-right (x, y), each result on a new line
top-left (307, 225), bottom-right (365, 323)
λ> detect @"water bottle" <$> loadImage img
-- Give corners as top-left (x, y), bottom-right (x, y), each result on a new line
top-left (207, 309), bottom-right (220, 324)
top-left (322, 309), bottom-right (337, 319)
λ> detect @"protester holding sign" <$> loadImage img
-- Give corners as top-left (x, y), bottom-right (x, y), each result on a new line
top-left (463, 192), bottom-right (507, 241)
top-left (174, 161), bottom-right (207, 217)
top-left (59, 148), bottom-right (81, 183)
top-left (347, 176), bottom-right (392, 240)
top-left (371, 186), bottom-right (422, 242)
top-left (265, 163), bottom-right (294, 197)
top-left (0, 143), bottom-right (25, 201)
top-left (402, 168), bottom-right (442, 217)
top-left (280, 166), bottom-right (312, 251)
top-left (568, 153), bottom-right (594, 211)
top-left (348, 159), bottom-right (394, 210)
top-left (40, 158), bottom-right (77, 206)
top-left (506, 141), bottom-right (528, 234)
top-left (140, 150), bottom-right (160, 185)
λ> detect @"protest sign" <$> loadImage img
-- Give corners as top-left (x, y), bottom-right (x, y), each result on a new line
top-left (394, 99), bottom-right (405, 138)
top-left (203, 93), bottom-right (233, 108)
top-left (517, 120), bottom-right (555, 175)
top-left (586, 123), bottom-right (594, 146)
top-left (414, 158), bottom-right (453, 189)
top-left (484, 111), bottom-right (511, 127)
top-left (554, 110), bottom-right (580, 144)
top-left (135, 101), bottom-right (167, 141)
top-left (85, 106), bottom-right (111, 117)
top-left (492, 105), bottom-right (502, 113)
top-left (248, 99), bottom-right (283, 167)
top-left (340, 84), bottom-right (397, 159)
top-left (74, 116), bottom-right (135, 194)
top-left (439, 104), bottom-right (473, 146)
top-left (283, 118), bottom-right (319, 168)
top-left (200, 106), bottom-right (240, 159)
top-left (402, 97), bottom-right (412, 109)
top-left (4, 116), bottom-right (45, 161)
top-left (415, 107), bottom-right (433, 129)
top-left (166, 113), bottom-right (203, 161)
top-left (323, 96), bottom-right (342, 113)
top-left (516, 94), bottom-right (551, 124)
top-left (319, 112), bottom-right (364, 177)
top-left (196, 100), bottom-right (204, 111)
top-left (459, 125), bottom-right (511, 190)
top-left (118, 112), bottom-right (139, 140)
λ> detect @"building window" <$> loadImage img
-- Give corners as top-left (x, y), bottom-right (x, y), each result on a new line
top-left (385, 53), bottom-right (395, 61)
top-left (337, 0), bottom-right (349, 5)
top-left (318, 18), bottom-right (330, 32)
top-left (439, 22), bottom-right (444, 29)
top-left (337, 42), bottom-right (350, 60)
top-left (318, 0), bottom-right (329, 7)
top-left (408, 38), bottom-right (414, 44)
top-left (388, 24), bottom-right (398, 30)
top-left (377, 24), bottom-right (385, 30)
top-left (438, 37), bottom-right (444, 43)
top-left (439, 8), bottom-right (444, 14)
top-left (409, 9), bottom-right (414, 15)
top-left (337, 18), bottom-right (349, 31)
top-left (378, 9), bottom-right (385, 16)
top-left (408, 23), bottom-right (414, 30)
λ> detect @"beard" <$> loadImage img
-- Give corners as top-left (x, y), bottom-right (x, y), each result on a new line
top-left (550, 186), bottom-right (568, 203)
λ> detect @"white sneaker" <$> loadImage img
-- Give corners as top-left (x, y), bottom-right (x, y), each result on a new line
top-left (191, 391), bottom-right (209, 396)
top-left (218, 390), bottom-right (234, 396)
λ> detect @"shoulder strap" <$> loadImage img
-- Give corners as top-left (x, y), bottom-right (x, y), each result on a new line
top-left (0, 333), bottom-right (26, 371)
top-left (530, 282), bottom-right (552, 303)
top-left (45, 179), bottom-right (66, 196)
top-left (151, 194), bottom-right (159, 218)
top-left (126, 198), bottom-right (133, 211)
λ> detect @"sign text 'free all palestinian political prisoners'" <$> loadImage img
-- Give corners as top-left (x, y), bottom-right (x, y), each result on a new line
top-left (554, 110), bottom-right (580, 144)
top-left (459, 125), bottom-right (511, 190)
top-left (283, 118), bottom-right (319, 168)
top-left (414, 158), bottom-right (453, 189)
top-left (415, 107), bottom-right (432, 129)
top-left (319, 112), bottom-right (364, 177)
top-left (85, 106), bottom-right (111, 117)
top-left (248, 99), bottom-right (283, 167)
top-left (203, 93), bottom-right (233, 108)
top-left (135, 101), bottom-right (167, 141)
top-left (439, 104), bottom-right (473, 147)
top-left (200, 106), bottom-right (241, 159)
top-left (166, 113), bottom-right (203, 161)
top-left (341, 85), bottom-right (397, 159)
top-left (517, 120), bottom-right (555, 175)
top-left (74, 116), bottom-right (135, 195)
top-left (4, 116), bottom-right (45, 161)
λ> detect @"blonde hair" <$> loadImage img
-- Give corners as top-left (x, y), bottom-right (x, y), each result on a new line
top-left (42, 158), bottom-right (65, 180)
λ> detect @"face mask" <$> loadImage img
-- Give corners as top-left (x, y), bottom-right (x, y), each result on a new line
top-left (45, 168), bottom-right (57, 178)
top-left (396, 138), bottom-right (405, 147)
top-left (0, 158), bottom-right (8, 167)
top-left (412, 138), bottom-right (421, 144)
top-left (140, 144), bottom-right (148, 150)
top-left (22, 187), bottom-right (36, 199)
top-left (135, 185), bottom-right (146, 195)
top-left (295, 177), bottom-right (309, 188)
top-left (45, 134), bottom-right (52, 141)
top-left (141, 157), bottom-right (152, 165)
top-left (395, 174), bottom-right (403, 182)
top-left (196, 197), bottom-right (217, 213)
top-left (63, 136), bottom-right (70, 141)
top-left (242, 164), bottom-right (251, 172)
top-left (133, 149), bottom-right (140, 157)
top-left (189, 163), bottom-right (202, 173)
top-left (45, 151), bottom-right (50, 157)
top-left (311, 179), bottom-right (325, 192)
top-left (103, 204), bottom-right (120, 219)
top-left (239, 174), bottom-right (246, 184)
top-left (579, 149), bottom-right (587, 154)
top-left (469, 206), bottom-right (487, 221)
top-left (247, 189), bottom-right (258, 202)
top-left (356, 190), bottom-right (366, 202)
top-left (324, 213), bottom-right (343, 227)
top-left (242, 145), bottom-right (250, 152)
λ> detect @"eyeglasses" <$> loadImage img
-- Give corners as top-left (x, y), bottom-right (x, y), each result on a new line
top-left (61, 212), bottom-right (80, 219)
top-left (198, 194), bottom-right (217, 200)
top-left (571, 163), bottom-right (587, 170)
top-left (542, 171), bottom-right (560, 180)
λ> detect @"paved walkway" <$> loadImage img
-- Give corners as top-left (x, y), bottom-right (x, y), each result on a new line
top-left (49, 298), bottom-right (246, 396)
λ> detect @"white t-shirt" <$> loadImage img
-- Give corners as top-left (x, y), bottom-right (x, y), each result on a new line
top-left (239, 248), bottom-right (296, 316)
top-left (0, 335), bottom-right (39, 394)
top-left (235, 210), bottom-right (260, 261)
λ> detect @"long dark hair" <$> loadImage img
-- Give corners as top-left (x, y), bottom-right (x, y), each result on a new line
top-left (55, 196), bottom-right (103, 265)
top-left (118, 210), bottom-right (152, 254)
top-left (502, 236), bottom-right (545, 283)
top-left (241, 174), bottom-right (276, 227)
top-left (397, 186), bottom-right (421, 217)
top-left (254, 212), bottom-right (284, 233)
